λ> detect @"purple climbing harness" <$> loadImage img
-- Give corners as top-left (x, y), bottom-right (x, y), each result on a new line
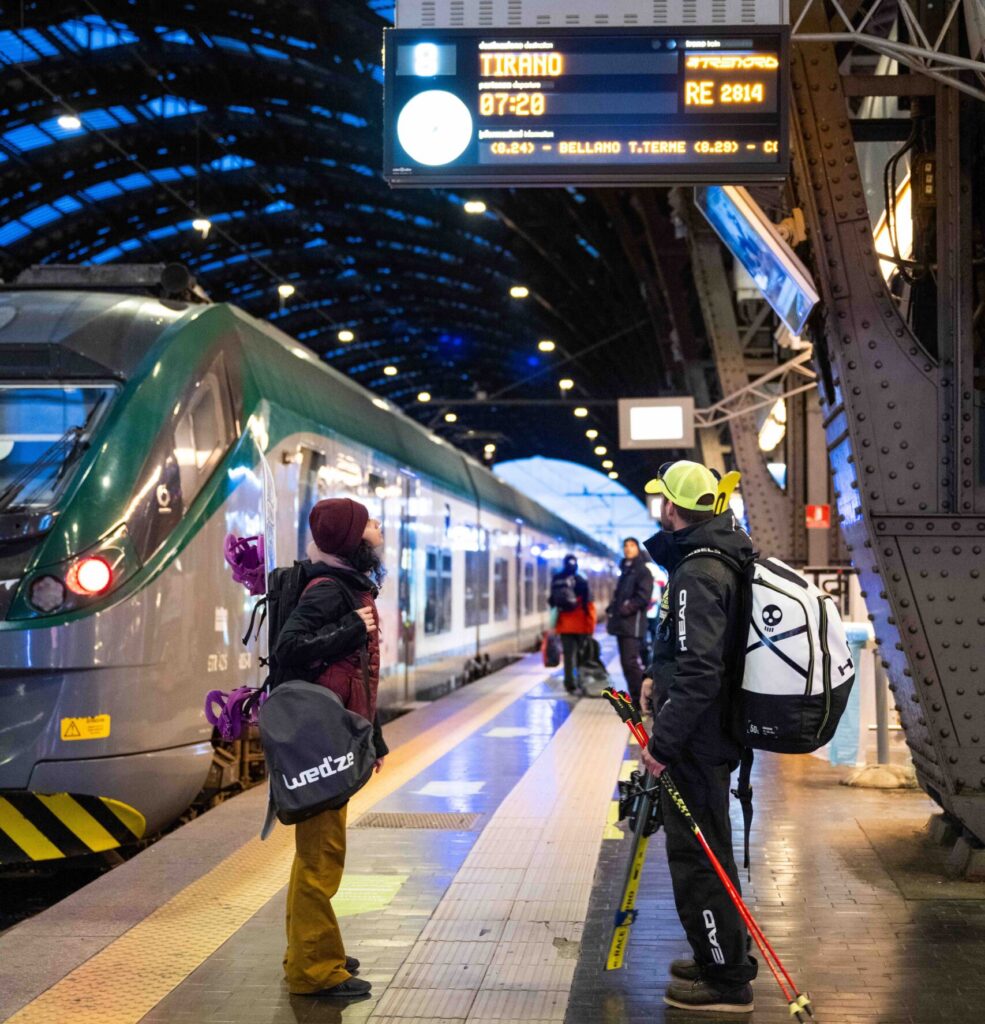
top-left (204, 686), bottom-right (267, 742)
top-left (224, 533), bottom-right (266, 596)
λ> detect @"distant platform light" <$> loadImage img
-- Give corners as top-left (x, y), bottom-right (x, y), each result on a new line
top-left (277, 283), bottom-right (296, 299)
top-left (602, 459), bottom-right (614, 469)
top-left (558, 378), bottom-right (574, 391)
top-left (58, 114), bottom-right (82, 130)
top-left (372, 397), bottom-right (390, 411)
top-left (594, 445), bottom-right (607, 456)
top-left (585, 428), bottom-right (599, 440)
top-left (338, 329), bottom-right (355, 342)
top-left (444, 411), bottom-right (458, 423)
top-left (483, 443), bottom-right (496, 453)
top-left (464, 199), bottom-right (487, 214)
top-left (417, 391), bottom-right (432, 402)
top-left (758, 397), bottom-right (787, 452)
top-left (538, 339), bottom-right (556, 352)
top-left (383, 365), bottom-right (398, 376)
top-left (573, 407), bottom-right (588, 418)
top-left (191, 218), bottom-right (212, 239)
top-left (509, 285), bottom-right (529, 299)
top-left (608, 471), bottom-right (619, 480)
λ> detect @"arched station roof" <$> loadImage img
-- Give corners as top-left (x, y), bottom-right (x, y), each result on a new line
top-left (0, 1), bottom-right (714, 494)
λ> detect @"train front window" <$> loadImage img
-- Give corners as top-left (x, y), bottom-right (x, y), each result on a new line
top-left (0, 384), bottom-right (115, 511)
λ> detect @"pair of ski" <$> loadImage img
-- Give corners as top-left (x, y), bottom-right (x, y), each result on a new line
top-left (601, 688), bottom-right (814, 1023)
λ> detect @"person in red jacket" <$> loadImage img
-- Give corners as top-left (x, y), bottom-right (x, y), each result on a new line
top-left (275, 498), bottom-right (387, 999)
top-left (548, 554), bottom-right (597, 694)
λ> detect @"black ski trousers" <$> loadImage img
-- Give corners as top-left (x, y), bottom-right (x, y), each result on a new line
top-left (660, 757), bottom-right (758, 990)
top-left (617, 636), bottom-right (645, 706)
top-left (560, 633), bottom-right (582, 692)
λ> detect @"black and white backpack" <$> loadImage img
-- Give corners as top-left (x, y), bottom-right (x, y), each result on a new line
top-left (684, 549), bottom-right (855, 755)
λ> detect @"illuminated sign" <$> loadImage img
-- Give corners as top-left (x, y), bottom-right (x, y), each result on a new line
top-left (383, 27), bottom-right (789, 186)
top-left (617, 396), bottom-right (695, 450)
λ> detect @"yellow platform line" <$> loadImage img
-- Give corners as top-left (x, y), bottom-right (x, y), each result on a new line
top-left (0, 798), bottom-right (63, 862)
top-left (4, 666), bottom-right (548, 1024)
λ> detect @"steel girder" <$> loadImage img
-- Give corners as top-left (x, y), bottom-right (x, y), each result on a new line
top-left (790, 1), bottom-right (985, 835)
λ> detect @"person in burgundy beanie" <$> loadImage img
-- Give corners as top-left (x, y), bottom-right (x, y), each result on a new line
top-left (274, 496), bottom-right (387, 1000)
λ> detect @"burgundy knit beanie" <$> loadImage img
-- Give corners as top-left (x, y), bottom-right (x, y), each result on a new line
top-left (309, 498), bottom-right (369, 559)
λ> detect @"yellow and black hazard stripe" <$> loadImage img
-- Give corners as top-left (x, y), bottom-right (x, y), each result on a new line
top-left (0, 792), bottom-right (146, 864)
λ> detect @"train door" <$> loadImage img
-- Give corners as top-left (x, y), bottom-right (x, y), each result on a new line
top-left (515, 522), bottom-right (523, 648)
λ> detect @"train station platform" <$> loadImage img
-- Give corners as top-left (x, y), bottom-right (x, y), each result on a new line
top-left (0, 650), bottom-right (979, 1024)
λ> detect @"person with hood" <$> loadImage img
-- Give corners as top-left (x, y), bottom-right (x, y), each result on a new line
top-left (605, 537), bottom-right (654, 705)
top-left (639, 461), bottom-right (758, 1014)
top-left (275, 497), bottom-right (388, 999)
top-left (548, 553), bottom-right (596, 694)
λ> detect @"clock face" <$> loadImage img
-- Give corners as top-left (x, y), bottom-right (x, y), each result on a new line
top-left (396, 89), bottom-right (473, 166)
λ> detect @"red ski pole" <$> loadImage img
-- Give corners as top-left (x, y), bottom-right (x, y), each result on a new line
top-left (609, 691), bottom-right (813, 1022)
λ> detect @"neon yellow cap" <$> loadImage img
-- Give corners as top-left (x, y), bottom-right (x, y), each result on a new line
top-left (644, 460), bottom-right (719, 511)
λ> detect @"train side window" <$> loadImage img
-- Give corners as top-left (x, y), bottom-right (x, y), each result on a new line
top-left (537, 557), bottom-right (549, 609)
top-left (425, 546), bottom-right (452, 635)
top-left (465, 533), bottom-right (490, 627)
top-left (493, 558), bottom-right (510, 621)
top-left (174, 369), bottom-right (230, 507)
top-left (523, 562), bottom-right (534, 614)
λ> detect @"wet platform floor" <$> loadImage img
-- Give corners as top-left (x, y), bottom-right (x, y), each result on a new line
top-left (0, 648), bottom-right (979, 1024)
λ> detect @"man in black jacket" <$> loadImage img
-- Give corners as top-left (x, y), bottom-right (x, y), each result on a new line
top-left (639, 461), bottom-right (758, 1014)
top-left (605, 537), bottom-right (654, 705)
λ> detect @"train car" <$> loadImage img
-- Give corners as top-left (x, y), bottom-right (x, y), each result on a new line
top-left (0, 267), bottom-right (614, 865)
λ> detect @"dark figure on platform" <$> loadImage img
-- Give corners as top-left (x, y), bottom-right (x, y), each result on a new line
top-left (639, 461), bottom-right (758, 1015)
top-left (548, 554), bottom-right (596, 694)
top-left (275, 498), bottom-right (388, 999)
top-left (605, 537), bottom-right (654, 706)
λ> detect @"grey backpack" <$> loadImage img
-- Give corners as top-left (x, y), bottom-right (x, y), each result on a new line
top-left (258, 680), bottom-right (377, 834)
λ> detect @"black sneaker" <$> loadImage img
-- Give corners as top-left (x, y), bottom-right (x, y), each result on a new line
top-left (307, 977), bottom-right (372, 998)
top-left (664, 979), bottom-right (753, 1013)
top-left (345, 956), bottom-right (360, 974)
top-left (669, 958), bottom-right (701, 982)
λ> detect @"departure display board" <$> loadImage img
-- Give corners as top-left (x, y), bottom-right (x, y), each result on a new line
top-left (382, 27), bottom-right (789, 187)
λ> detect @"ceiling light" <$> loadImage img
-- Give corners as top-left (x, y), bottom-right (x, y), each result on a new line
top-left (509, 285), bottom-right (529, 299)
top-left (464, 200), bottom-right (487, 214)
top-left (608, 471), bottom-right (619, 480)
top-left (483, 443), bottom-right (496, 453)
top-left (277, 283), bottom-right (295, 299)
top-left (585, 429), bottom-right (599, 440)
top-left (444, 412), bottom-right (458, 423)
top-left (558, 378), bottom-right (574, 391)
top-left (602, 459), bottom-right (614, 469)
top-left (417, 391), bottom-right (431, 402)
top-left (538, 339), bottom-right (556, 352)
top-left (758, 397), bottom-right (787, 453)
top-left (58, 114), bottom-right (82, 130)
top-left (372, 398), bottom-right (390, 411)
top-left (594, 445), bottom-right (607, 456)
top-left (191, 218), bottom-right (211, 238)
top-left (338, 329), bottom-right (355, 342)
top-left (383, 365), bottom-right (398, 377)
top-left (573, 407), bottom-right (588, 418)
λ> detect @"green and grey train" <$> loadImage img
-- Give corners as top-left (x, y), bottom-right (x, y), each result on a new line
top-left (0, 277), bottom-right (612, 865)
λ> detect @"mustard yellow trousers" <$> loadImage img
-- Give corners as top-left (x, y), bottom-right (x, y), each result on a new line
top-left (284, 804), bottom-right (351, 993)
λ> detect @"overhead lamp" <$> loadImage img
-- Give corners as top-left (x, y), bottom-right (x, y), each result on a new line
top-left (192, 218), bottom-right (212, 238)
top-left (573, 407), bottom-right (588, 418)
top-left (464, 200), bottom-right (487, 214)
top-left (57, 114), bottom-right (82, 130)
top-left (602, 459), bottom-right (614, 469)
top-left (594, 445), bottom-right (607, 456)
top-left (558, 378), bottom-right (574, 391)
top-left (444, 412), bottom-right (458, 423)
top-left (608, 471), bottom-right (619, 480)
top-left (483, 443), bottom-right (496, 453)
top-left (538, 339), bottom-right (556, 353)
top-left (585, 428), bottom-right (599, 440)
top-left (383, 365), bottom-right (398, 377)
top-left (277, 283), bottom-right (296, 299)
top-left (372, 398), bottom-right (389, 411)
top-left (509, 285), bottom-right (529, 299)
top-left (417, 391), bottom-right (431, 403)
top-left (757, 397), bottom-right (787, 453)
top-left (338, 329), bottom-right (355, 342)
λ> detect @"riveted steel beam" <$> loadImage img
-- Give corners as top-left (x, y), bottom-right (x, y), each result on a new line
top-left (789, 0), bottom-right (985, 836)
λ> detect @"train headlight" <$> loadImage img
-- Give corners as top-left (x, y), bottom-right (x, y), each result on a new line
top-left (66, 556), bottom-right (113, 596)
top-left (28, 575), bottom-right (66, 613)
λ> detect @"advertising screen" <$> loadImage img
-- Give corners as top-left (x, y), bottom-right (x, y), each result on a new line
top-left (383, 27), bottom-right (789, 186)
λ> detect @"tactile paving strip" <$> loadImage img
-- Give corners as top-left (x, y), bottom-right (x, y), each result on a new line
top-left (3, 665), bottom-right (550, 1024)
top-left (353, 811), bottom-right (482, 830)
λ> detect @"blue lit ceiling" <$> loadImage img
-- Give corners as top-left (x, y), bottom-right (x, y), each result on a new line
top-left (0, 2), bottom-right (708, 493)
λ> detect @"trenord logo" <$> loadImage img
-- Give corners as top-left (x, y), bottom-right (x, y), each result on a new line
top-left (283, 751), bottom-right (356, 790)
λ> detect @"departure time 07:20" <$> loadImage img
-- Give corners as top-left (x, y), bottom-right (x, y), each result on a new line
top-left (479, 92), bottom-right (546, 117)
